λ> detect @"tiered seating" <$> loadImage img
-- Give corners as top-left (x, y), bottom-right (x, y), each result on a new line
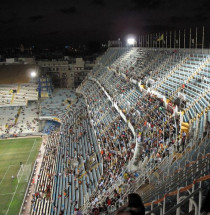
top-left (142, 137), bottom-right (210, 205)
top-left (26, 47), bottom-right (210, 215)
top-left (0, 86), bottom-right (13, 106)
top-left (0, 102), bottom-right (39, 136)
top-left (104, 135), bottom-right (210, 214)
top-left (31, 132), bottom-right (60, 215)
top-left (31, 97), bottom-right (102, 215)
top-left (0, 83), bottom-right (38, 107)
top-left (181, 64), bottom-right (210, 123)
top-left (9, 102), bottom-right (39, 135)
top-left (93, 66), bottom-right (180, 166)
top-left (100, 48), bottom-right (130, 66)
top-left (108, 49), bottom-right (209, 143)
top-left (78, 80), bottom-right (136, 210)
top-left (0, 106), bottom-right (19, 136)
top-left (40, 89), bottom-right (77, 118)
top-left (77, 48), bottom-right (210, 214)
top-left (112, 49), bottom-right (175, 84)
top-left (51, 102), bottom-right (101, 215)
top-left (152, 52), bottom-right (189, 83)
top-left (155, 54), bottom-right (210, 97)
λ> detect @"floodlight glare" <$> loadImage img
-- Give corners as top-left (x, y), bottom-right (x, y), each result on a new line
top-left (31, 71), bottom-right (37, 78)
top-left (127, 38), bottom-right (135, 45)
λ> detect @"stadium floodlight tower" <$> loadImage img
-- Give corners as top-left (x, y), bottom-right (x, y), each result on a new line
top-left (31, 71), bottom-right (37, 78)
top-left (30, 70), bottom-right (37, 83)
top-left (127, 38), bottom-right (136, 47)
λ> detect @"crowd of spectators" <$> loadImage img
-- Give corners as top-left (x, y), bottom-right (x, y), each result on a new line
top-left (0, 102), bottom-right (39, 137)
top-left (78, 55), bottom-right (185, 214)
top-left (26, 48), bottom-right (210, 214)
top-left (31, 132), bottom-right (59, 213)
top-left (40, 89), bottom-right (76, 117)
top-left (85, 192), bottom-right (145, 215)
top-left (94, 64), bottom-right (181, 165)
top-left (129, 93), bottom-right (180, 162)
top-left (78, 80), bottom-right (144, 213)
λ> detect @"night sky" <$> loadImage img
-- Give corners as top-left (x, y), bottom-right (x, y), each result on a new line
top-left (0, 0), bottom-right (209, 47)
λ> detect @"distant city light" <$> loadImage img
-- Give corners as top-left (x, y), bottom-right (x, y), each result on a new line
top-left (127, 38), bottom-right (136, 45)
top-left (31, 71), bottom-right (37, 78)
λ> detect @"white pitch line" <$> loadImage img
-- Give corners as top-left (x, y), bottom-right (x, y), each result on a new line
top-left (0, 165), bottom-right (15, 186)
top-left (5, 184), bottom-right (19, 215)
top-left (5, 139), bottom-right (37, 215)
top-left (25, 139), bottom-right (37, 164)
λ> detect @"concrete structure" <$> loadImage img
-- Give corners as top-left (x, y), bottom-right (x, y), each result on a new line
top-left (37, 58), bottom-right (92, 88)
top-left (6, 58), bottom-right (16, 64)
top-left (37, 60), bottom-right (73, 88)
top-left (18, 58), bottom-right (35, 64)
top-left (72, 58), bottom-right (84, 70)
top-left (5, 58), bottom-right (35, 64)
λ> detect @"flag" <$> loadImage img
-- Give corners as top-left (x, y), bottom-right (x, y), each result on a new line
top-left (157, 34), bottom-right (164, 42)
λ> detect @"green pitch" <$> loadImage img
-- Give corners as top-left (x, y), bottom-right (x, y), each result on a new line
top-left (0, 137), bottom-right (42, 215)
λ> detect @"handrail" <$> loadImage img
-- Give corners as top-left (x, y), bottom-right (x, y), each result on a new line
top-left (154, 137), bottom-right (209, 181)
top-left (144, 174), bottom-right (210, 207)
top-left (77, 49), bottom-right (210, 214)
top-left (111, 172), bottom-right (210, 215)
top-left (142, 150), bottom-right (210, 203)
top-left (126, 156), bottom-right (209, 205)
top-left (145, 205), bottom-right (162, 215)
top-left (79, 77), bottom-right (176, 213)
top-left (77, 90), bottom-right (134, 212)
top-left (120, 137), bottom-right (209, 206)
top-left (81, 107), bottom-right (208, 213)
top-left (164, 187), bottom-right (201, 215)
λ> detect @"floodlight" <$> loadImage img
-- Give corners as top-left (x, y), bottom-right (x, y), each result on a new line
top-left (127, 38), bottom-right (135, 45)
top-left (31, 71), bottom-right (37, 78)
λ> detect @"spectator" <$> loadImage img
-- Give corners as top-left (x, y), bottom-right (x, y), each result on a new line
top-left (76, 208), bottom-right (83, 215)
top-left (127, 193), bottom-right (145, 215)
top-left (115, 207), bottom-right (141, 215)
top-left (201, 188), bottom-right (210, 215)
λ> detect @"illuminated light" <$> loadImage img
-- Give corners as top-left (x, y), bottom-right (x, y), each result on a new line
top-left (31, 71), bottom-right (37, 78)
top-left (127, 38), bottom-right (136, 45)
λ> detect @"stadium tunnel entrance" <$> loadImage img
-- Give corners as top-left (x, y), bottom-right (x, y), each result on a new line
top-left (39, 119), bottom-right (61, 134)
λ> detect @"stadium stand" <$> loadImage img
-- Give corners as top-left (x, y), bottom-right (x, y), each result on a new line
top-left (0, 83), bottom-right (39, 137)
top-left (0, 83), bottom-right (38, 107)
top-left (40, 89), bottom-right (77, 118)
top-left (9, 102), bottom-right (39, 135)
top-left (77, 48), bottom-right (209, 215)
top-left (0, 106), bottom-right (20, 136)
top-left (0, 47), bottom-right (209, 215)
top-left (28, 48), bottom-right (210, 215)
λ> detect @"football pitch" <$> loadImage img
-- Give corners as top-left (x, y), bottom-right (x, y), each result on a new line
top-left (0, 137), bottom-right (42, 215)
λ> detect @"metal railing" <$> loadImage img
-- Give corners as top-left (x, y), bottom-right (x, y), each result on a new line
top-left (103, 137), bottom-right (209, 215)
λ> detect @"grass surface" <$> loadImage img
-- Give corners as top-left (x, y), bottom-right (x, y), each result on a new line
top-left (0, 137), bottom-right (42, 215)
